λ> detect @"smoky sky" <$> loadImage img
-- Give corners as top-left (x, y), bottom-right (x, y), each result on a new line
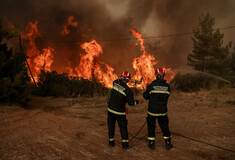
top-left (0, 0), bottom-right (235, 74)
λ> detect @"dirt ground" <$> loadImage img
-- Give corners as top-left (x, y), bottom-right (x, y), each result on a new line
top-left (0, 88), bottom-right (235, 160)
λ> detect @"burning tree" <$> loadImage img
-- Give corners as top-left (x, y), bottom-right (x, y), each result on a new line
top-left (21, 21), bottom-right (54, 82)
top-left (187, 13), bottom-right (232, 77)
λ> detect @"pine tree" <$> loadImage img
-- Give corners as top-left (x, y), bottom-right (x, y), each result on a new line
top-left (0, 19), bottom-right (31, 103)
top-left (187, 13), bottom-right (232, 77)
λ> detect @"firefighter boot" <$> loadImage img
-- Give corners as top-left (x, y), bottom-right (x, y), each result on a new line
top-left (165, 138), bottom-right (173, 150)
top-left (148, 140), bottom-right (155, 150)
top-left (122, 142), bottom-right (132, 150)
top-left (109, 140), bottom-right (115, 147)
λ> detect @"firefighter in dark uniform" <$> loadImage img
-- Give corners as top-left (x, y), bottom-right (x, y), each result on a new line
top-left (143, 68), bottom-right (173, 150)
top-left (107, 71), bottom-right (139, 149)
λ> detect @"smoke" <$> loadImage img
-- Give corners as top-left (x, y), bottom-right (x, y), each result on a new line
top-left (0, 0), bottom-right (234, 74)
top-left (123, 0), bottom-right (235, 69)
top-left (147, 0), bottom-right (235, 69)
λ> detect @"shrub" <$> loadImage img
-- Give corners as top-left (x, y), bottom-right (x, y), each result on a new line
top-left (226, 100), bottom-right (235, 105)
top-left (0, 19), bottom-right (31, 103)
top-left (170, 72), bottom-right (227, 92)
top-left (36, 70), bottom-right (109, 97)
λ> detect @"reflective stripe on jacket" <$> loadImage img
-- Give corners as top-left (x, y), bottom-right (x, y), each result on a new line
top-left (143, 79), bottom-right (170, 114)
top-left (108, 79), bottom-right (135, 114)
top-left (107, 107), bottom-right (126, 115)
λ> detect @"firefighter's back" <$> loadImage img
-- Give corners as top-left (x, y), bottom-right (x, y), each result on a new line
top-left (108, 79), bottom-right (127, 113)
top-left (144, 79), bottom-right (170, 114)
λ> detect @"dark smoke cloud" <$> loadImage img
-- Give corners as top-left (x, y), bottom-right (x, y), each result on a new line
top-left (122, 0), bottom-right (235, 70)
top-left (149, 0), bottom-right (235, 69)
top-left (0, 0), bottom-right (234, 74)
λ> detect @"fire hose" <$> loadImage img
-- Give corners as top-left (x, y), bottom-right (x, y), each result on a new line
top-left (110, 80), bottom-right (235, 153)
top-left (129, 121), bottom-right (147, 141)
top-left (128, 120), bottom-right (235, 154)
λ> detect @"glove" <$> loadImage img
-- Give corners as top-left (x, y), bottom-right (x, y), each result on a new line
top-left (125, 108), bottom-right (128, 114)
top-left (134, 100), bottom-right (139, 105)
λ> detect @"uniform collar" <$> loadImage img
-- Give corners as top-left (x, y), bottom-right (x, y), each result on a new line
top-left (155, 79), bottom-right (166, 83)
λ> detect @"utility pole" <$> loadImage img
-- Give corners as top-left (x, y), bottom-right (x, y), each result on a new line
top-left (19, 34), bottom-right (37, 88)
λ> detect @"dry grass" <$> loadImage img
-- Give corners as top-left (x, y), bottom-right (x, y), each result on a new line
top-left (0, 88), bottom-right (234, 160)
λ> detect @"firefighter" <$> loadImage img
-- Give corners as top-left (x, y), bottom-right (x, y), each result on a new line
top-left (143, 68), bottom-right (173, 150)
top-left (107, 71), bottom-right (139, 150)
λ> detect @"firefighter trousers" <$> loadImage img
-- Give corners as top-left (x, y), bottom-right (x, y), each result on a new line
top-left (147, 114), bottom-right (171, 140)
top-left (107, 111), bottom-right (128, 141)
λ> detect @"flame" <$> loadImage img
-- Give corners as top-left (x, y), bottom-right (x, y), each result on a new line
top-left (7, 21), bottom-right (15, 32)
top-left (34, 47), bottom-right (54, 73)
top-left (73, 40), bottom-right (102, 79)
top-left (130, 28), bottom-right (175, 89)
top-left (7, 18), bottom-right (174, 89)
top-left (164, 67), bottom-right (175, 82)
top-left (62, 16), bottom-right (78, 35)
top-left (66, 62), bottom-right (76, 77)
top-left (22, 21), bottom-right (54, 82)
top-left (68, 40), bottom-right (118, 88)
top-left (94, 61), bottom-right (118, 88)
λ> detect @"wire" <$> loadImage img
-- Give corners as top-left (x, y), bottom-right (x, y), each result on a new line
top-left (173, 132), bottom-right (235, 154)
top-left (129, 120), bottom-right (235, 153)
top-left (20, 25), bottom-right (235, 43)
top-left (129, 121), bottom-right (147, 141)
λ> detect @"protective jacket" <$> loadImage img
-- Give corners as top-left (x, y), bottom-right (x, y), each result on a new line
top-left (143, 79), bottom-right (170, 116)
top-left (108, 79), bottom-right (136, 115)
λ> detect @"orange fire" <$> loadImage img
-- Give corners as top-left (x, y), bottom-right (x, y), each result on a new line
top-left (8, 18), bottom-right (174, 89)
top-left (130, 28), bottom-right (175, 89)
top-left (94, 61), bottom-right (118, 88)
top-left (68, 40), bottom-right (118, 88)
top-left (163, 67), bottom-right (175, 82)
top-left (34, 48), bottom-right (54, 74)
top-left (7, 21), bottom-right (15, 32)
top-left (62, 16), bottom-right (78, 35)
top-left (22, 21), bottom-right (54, 82)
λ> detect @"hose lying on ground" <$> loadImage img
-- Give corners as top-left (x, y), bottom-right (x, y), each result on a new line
top-left (129, 121), bottom-right (235, 154)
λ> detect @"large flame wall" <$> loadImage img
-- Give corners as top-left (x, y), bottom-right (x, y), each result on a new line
top-left (10, 17), bottom-right (175, 89)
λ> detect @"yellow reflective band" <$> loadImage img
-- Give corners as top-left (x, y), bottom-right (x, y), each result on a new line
top-left (149, 90), bottom-right (170, 95)
top-left (113, 86), bottom-right (126, 96)
top-left (163, 136), bottom-right (171, 139)
top-left (134, 101), bottom-right (137, 105)
top-left (122, 139), bottom-right (129, 142)
top-left (148, 137), bottom-right (155, 140)
top-left (148, 111), bottom-right (167, 116)
top-left (108, 108), bottom-right (126, 115)
top-left (109, 138), bottom-right (115, 141)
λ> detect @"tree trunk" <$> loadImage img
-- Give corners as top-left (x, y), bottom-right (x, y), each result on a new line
top-left (202, 52), bottom-right (205, 72)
